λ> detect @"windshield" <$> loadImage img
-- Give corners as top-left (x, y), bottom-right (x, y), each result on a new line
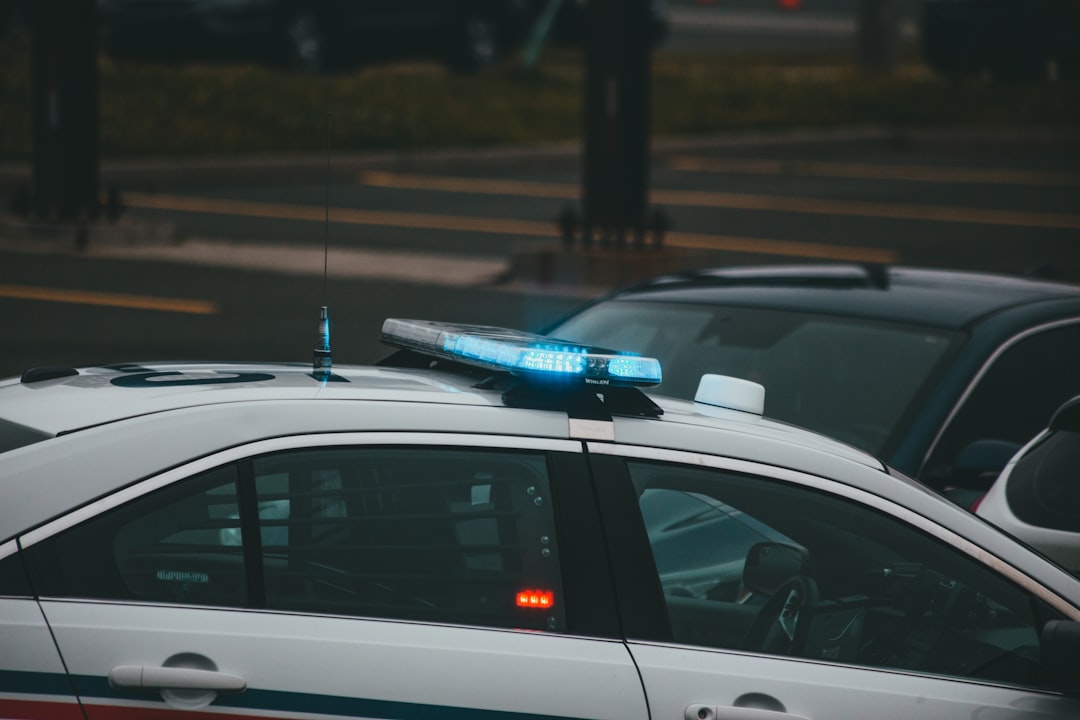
top-left (551, 300), bottom-right (959, 455)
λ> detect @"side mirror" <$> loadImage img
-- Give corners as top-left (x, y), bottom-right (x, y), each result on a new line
top-left (1041, 620), bottom-right (1080, 695)
top-left (742, 542), bottom-right (810, 596)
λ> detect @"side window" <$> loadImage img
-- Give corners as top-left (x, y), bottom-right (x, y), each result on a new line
top-left (24, 446), bottom-right (565, 633)
top-left (253, 447), bottom-right (565, 632)
top-left (627, 460), bottom-right (1060, 688)
top-left (0, 550), bottom-right (32, 596)
top-left (27, 464), bottom-right (246, 606)
top-left (928, 323), bottom-right (1080, 475)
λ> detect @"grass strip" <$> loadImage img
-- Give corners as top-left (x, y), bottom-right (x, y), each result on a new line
top-left (1, 40), bottom-right (1077, 162)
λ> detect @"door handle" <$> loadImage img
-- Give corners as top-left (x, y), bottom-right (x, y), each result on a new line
top-left (687, 704), bottom-right (808, 720)
top-left (109, 665), bottom-right (246, 693)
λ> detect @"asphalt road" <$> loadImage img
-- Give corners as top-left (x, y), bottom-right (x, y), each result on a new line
top-left (79, 127), bottom-right (1080, 273)
top-left (2, 127), bottom-right (1079, 379)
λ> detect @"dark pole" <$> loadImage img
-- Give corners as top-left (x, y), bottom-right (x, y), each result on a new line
top-left (580, 0), bottom-right (654, 249)
top-left (29, 0), bottom-right (100, 221)
top-left (856, 0), bottom-right (898, 73)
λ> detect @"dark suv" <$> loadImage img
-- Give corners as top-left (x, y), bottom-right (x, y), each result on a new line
top-left (545, 264), bottom-right (1080, 504)
top-left (100, 0), bottom-right (537, 73)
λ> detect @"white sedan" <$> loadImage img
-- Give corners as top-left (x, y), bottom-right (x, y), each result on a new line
top-left (2, 319), bottom-right (1080, 720)
top-left (978, 395), bottom-right (1080, 576)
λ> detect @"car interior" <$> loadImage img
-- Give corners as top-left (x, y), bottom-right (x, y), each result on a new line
top-left (629, 462), bottom-right (1057, 687)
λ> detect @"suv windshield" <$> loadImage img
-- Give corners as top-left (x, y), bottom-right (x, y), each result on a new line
top-left (551, 301), bottom-right (959, 455)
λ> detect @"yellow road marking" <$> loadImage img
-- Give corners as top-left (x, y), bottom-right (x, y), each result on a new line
top-left (124, 191), bottom-right (897, 264)
top-left (0, 283), bottom-right (218, 314)
top-left (125, 191), bottom-right (554, 236)
top-left (651, 187), bottom-right (1080, 229)
top-left (359, 172), bottom-right (579, 199)
top-left (667, 155), bottom-right (1080, 187)
top-left (358, 171), bottom-right (1080, 230)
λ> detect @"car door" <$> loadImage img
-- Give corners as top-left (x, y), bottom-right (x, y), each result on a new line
top-left (18, 433), bottom-right (647, 720)
top-left (588, 443), bottom-right (1080, 720)
top-left (0, 540), bottom-right (83, 720)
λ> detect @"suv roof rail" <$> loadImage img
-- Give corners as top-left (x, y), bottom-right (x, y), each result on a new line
top-left (627, 263), bottom-right (893, 293)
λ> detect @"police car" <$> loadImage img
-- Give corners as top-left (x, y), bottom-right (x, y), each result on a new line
top-left (2, 318), bottom-right (1080, 720)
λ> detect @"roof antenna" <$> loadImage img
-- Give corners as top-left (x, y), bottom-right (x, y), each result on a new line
top-left (313, 112), bottom-right (333, 381)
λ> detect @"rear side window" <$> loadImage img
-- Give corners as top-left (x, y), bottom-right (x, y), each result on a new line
top-left (253, 447), bottom-right (564, 632)
top-left (0, 550), bottom-right (32, 596)
top-left (27, 464), bottom-right (248, 607)
top-left (24, 445), bottom-right (565, 633)
top-left (1006, 430), bottom-right (1080, 532)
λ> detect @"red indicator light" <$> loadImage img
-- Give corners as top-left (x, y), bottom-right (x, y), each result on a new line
top-left (516, 589), bottom-right (555, 609)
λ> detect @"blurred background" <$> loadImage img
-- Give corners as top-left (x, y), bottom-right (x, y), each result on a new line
top-left (0, 0), bottom-right (1078, 376)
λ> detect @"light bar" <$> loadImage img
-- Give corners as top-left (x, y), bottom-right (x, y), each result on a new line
top-left (381, 319), bottom-right (662, 387)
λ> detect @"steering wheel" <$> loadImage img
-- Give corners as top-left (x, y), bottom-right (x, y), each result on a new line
top-left (742, 575), bottom-right (819, 655)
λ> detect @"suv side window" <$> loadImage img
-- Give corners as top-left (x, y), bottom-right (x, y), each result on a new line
top-left (927, 323), bottom-right (1080, 477)
top-left (25, 446), bottom-right (565, 633)
top-left (627, 460), bottom-right (1060, 688)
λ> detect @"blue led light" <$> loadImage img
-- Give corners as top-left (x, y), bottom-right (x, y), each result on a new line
top-left (608, 355), bottom-right (662, 383)
top-left (381, 319), bottom-right (662, 387)
top-left (518, 349), bottom-right (586, 375)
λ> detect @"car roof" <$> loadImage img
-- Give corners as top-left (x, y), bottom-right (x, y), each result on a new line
top-left (0, 360), bottom-right (889, 542)
top-left (596, 265), bottom-right (1080, 330)
top-left (0, 362), bottom-right (505, 437)
top-left (0, 361), bottom-right (880, 466)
